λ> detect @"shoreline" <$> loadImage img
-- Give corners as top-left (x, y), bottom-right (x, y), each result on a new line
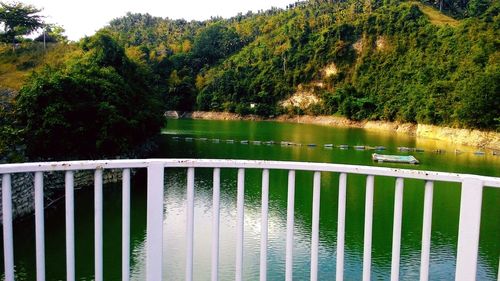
top-left (165, 111), bottom-right (500, 151)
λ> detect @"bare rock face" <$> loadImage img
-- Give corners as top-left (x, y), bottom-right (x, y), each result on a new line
top-left (279, 90), bottom-right (321, 109)
top-left (353, 36), bottom-right (390, 54)
top-left (323, 63), bottom-right (338, 77)
top-left (417, 124), bottom-right (500, 150)
top-left (164, 111), bottom-right (180, 119)
top-left (375, 36), bottom-right (389, 52)
top-left (353, 38), bottom-right (364, 54)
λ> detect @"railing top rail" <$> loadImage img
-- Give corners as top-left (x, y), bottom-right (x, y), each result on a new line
top-left (0, 158), bottom-right (499, 187)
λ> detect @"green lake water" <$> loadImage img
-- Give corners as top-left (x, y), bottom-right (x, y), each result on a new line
top-left (2, 119), bottom-right (500, 280)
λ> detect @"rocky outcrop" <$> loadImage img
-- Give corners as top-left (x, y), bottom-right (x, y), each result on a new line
top-left (183, 111), bottom-right (262, 121)
top-left (417, 124), bottom-right (500, 150)
top-left (279, 89), bottom-right (321, 109)
top-left (164, 110), bottom-right (180, 118)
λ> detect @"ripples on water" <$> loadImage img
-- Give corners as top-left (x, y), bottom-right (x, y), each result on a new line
top-left (1, 119), bottom-right (498, 280)
top-left (125, 169), bottom-right (498, 280)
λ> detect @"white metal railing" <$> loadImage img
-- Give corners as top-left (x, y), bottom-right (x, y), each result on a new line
top-left (1, 159), bottom-right (500, 281)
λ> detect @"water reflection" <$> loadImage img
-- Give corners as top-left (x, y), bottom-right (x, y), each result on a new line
top-left (155, 119), bottom-right (499, 280)
top-left (1, 119), bottom-right (498, 280)
top-left (125, 167), bottom-right (498, 280)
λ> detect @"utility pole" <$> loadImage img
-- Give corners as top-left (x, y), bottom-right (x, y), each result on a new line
top-left (43, 25), bottom-right (46, 51)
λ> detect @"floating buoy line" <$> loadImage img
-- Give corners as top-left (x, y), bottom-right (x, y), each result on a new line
top-left (170, 136), bottom-right (498, 157)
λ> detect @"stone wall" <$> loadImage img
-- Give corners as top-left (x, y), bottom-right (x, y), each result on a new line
top-left (0, 169), bottom-right (125, 223)
top-left (0, 136), bottom-right (158, 224)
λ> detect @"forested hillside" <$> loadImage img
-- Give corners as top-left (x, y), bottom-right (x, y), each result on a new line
top-left (102, 0), bottom-right (499, 130)
top-left (1, 0), bottom-right (499, 160)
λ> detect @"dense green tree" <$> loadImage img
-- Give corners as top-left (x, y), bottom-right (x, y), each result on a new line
top-left (0, 87), bottom-right (22, 161)
top-left (467, 0), bottom-right (492, 17)
top-left (14, 32), bottom-right (163, 160)
top-left (0, 2), bottom-right (44, 49)
top-left (191, 23), bottom-right (244, 67)
top-left (417, 0), bottom-right (497, 18)
top-left (454, 68), bottom-right (499, 129)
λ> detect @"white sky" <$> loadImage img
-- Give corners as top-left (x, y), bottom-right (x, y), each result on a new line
top-left (20, 0), bottom-right (295, 41)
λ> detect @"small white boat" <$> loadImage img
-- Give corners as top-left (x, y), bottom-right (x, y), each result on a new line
top-left (372, 153), bottom-right (419, 164)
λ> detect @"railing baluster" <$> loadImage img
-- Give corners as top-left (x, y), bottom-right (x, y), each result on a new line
top-left (259, 169), bottom-right (269, 281)
top-left (310, 171), bottom-right (321, 281)
top-left (362, 175), bottom-right (374, 281)
top-left (35, 172), bottom-right (46, 281)
top-left (122, 169), bottom-right (131, 281)
top-left (146, 162), bottom-right (165, 281)
top-left (95, 169), bottom-right (103, 281)
top-left (211, 168), bottom-right (221, 281)
top-left (285, 170), bottom-right (296, 281)
top-left (455, 178), bottom-right (483, 281)
top-left (65, 171), bottom-right (75, 281)
top-left (391, 178), bottom-right (404, 281)
top-left (0, 159), bottom-right (496, 281)
top-left (420, 181), bottom-right (434, 281)
top-left (497, 257), bottom-right (499, 281)
top-left (336, 173), bottom-right (347, 281)
top-left (2, 174), bottom-right (14, 281)
top-left (186, 168), bottom-right (195, 281)
top-left (236, 168), bottom-right (245, 281)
